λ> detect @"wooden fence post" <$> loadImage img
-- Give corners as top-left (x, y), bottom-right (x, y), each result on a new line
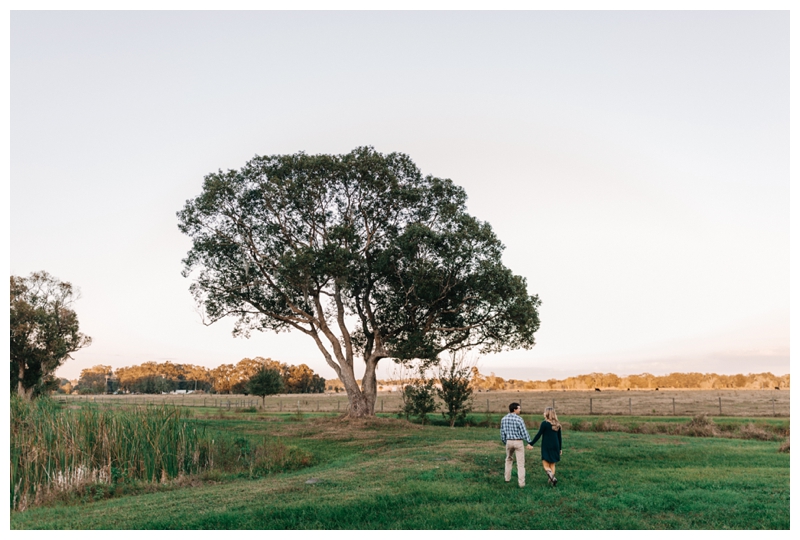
top-left (718, 397), bottom-right (722, 416)
top-left (629, 398), bottom-right (632, 416)
top-left (772, 398), bottom-right (776, 417)
top-left (590, 397), bottom-right (593, 415)
top-left (672, 397), bottom-right (675, 416)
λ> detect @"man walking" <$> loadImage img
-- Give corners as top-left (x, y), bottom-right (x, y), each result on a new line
top-left (500, 402), bottom-right (533, 487)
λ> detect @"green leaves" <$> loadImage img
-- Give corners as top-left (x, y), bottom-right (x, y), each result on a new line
top-left (10, 272), bottom-right (92, 399)
top-left (247, 368), bottom-right (284, 401)
top-left (178, 147), bottom-right (541, 413)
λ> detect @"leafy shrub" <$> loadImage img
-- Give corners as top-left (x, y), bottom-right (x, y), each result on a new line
top-left (437, 360), bottom-right (473, 427)
top-left (401, 380), bottom-right (437, 425)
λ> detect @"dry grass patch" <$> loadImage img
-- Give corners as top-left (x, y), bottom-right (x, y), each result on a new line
top-left (677, 414), bottom-right (721, 437)
top-left (739, 423), bottom-right (774, 441)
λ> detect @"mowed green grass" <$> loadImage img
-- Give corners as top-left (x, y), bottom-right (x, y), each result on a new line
top-left (10, 413), bottom-right (789, 529)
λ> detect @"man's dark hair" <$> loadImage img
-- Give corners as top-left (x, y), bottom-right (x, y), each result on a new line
top-left (509, 402), bottom-right (520, 413)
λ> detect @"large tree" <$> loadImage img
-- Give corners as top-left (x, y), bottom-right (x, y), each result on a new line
top-left (10, 271), bottom-right (92, 400)
top-left (177, 147), bottom-right (541, 417)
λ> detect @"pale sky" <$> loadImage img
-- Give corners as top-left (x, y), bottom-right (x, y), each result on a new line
top-left (9, 10), bottom-right (790, 382)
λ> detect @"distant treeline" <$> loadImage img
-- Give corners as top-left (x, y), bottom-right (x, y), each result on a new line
top-left (61, 357), bottom-right (325, 395)
top-left (325, 369), bottom-right (789, 392)
top-left (469, 370), bottom-right (790, 391)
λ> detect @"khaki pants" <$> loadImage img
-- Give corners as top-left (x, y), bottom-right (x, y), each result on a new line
top-left (504, 440), bottom-right (525, 487)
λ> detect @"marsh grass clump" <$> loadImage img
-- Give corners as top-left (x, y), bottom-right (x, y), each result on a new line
top-left (623, 422), bottom-right (675, 435)
top-left (569, 420), bottom-right (591, 432)
top-left (289, 408), bottom-right (306, 422)
top-left (10, 396), bottom-right (311, 512)
top-left (11, 397), bottom-right (208, 511)
top-left (678, 414), bottom-right (720, 437)
top-left (592, 419), bottom-right (623, 432)
top-left (236, 406), bottom-right (259, 414)
top-left (207, 435), bottom-right (312, 477)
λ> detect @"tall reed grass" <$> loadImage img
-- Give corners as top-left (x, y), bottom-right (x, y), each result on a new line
top-left (11, 397), bottom-right (215, 511)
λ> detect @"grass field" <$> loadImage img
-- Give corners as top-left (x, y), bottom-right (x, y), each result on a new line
top-left (11, 407), bottom-right (790, 530)
top-left (56, 388), bottom-right (790, 417)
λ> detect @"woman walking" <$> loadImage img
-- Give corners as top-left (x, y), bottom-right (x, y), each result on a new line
top-left (530, 407), bottom-right (562, 486)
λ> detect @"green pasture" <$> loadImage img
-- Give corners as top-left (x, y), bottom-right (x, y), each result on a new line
top-left (11, 408), bottom-right (789, 530)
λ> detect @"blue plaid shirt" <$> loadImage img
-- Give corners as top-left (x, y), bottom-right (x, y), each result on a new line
top-left (500, 413), bottom-right (532, 444)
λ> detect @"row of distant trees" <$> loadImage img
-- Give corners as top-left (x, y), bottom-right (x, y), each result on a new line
top-left (476, 370), bottom-right (790, 391)
top-left (63, 357), bottom-right (325, 395)
top-left (327, 369), bottom-right (789, 393)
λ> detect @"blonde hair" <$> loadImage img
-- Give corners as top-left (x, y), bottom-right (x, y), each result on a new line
top-left (544, 407), bottom-right (561, 431)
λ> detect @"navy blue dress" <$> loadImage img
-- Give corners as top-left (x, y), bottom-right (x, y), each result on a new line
top-left (531, 420), bottom-right (562, 463)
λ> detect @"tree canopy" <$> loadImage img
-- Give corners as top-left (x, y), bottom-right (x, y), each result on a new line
top-left (10, 271), bottom-right (91, 399)
top-left (247, 367), bottom-right (285, 407)
top-left (77, 365), bottom-right (113, 394)
top-left (178, 147), bottom-right (541, 416)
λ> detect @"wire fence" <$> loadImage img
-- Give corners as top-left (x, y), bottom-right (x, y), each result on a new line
top-left (54, 388), bottom-right (790, 417)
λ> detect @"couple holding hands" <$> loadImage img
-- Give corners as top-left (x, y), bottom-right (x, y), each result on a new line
top-left (500, 403), bottom-right (562, 488)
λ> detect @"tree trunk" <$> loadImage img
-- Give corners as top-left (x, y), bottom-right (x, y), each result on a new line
top-left (339, 359), bottom-right (381, 418)
top-left (340, 371), bottom-right (372, 417)
top-left (360, 356), bottom-right (380, 415)
top-left (17, 363), bottom-right (33, 400)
